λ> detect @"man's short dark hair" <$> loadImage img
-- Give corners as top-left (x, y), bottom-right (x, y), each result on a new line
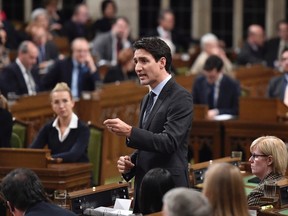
top-left (133, 37), bottom-right (172, 72)
top-left (0, 168), bottom-right (48, 211)
top-left (203, 55), bottom-right (223, 72)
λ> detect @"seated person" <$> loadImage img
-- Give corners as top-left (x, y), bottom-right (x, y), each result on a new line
top-left (267, 49), bottom-right (288, 105)
top-left (237, 24), bottom-right (265, 66)
top-left (203, 162), bottom-right (250, 216)
top-left (0, 168), bottom-right (77, 216)
top-left (30, 82), bottom-right (89, 163)
top-left (162, 187), bottom-right (212, 216)
top-left (139, 168), bottom-right (175, 215)
top-left (192, 55), bottom-right (240, 119)
top-left (0, 94), bottom-right (12, 147)
top-left (0, 41), bottom-right (42, 98)
top-left (247, 136), bottom-right (288, 206)
top-left (189, 33), bottom-right (233, 77)
top-left (103, 47), bottom-right (137, 83)
top-left (42, 38), bottom-right (100, 99)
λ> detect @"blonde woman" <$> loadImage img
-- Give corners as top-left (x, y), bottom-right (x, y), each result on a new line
top-left (203, 162), bottom-right (249, 216)
top-left (30, 82), bottom-right (89, 162)
top-left (247, 136), bottom-right (288, 206)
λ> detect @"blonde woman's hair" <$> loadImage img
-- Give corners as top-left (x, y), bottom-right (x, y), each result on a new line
top-left (0, 94), bottom-right (8, 109)
top-left (50, 82), bottom-right (72, 100)
top-left (250, 136), bottom-right (288, 175)
top-left (203, 162), bottom-right (249, 216)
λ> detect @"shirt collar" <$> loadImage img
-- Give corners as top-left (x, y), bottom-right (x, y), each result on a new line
top-left (16, 58), bottom-right (27, 73)
top-left (215, 73), bottom-right (223, 87)
top-left (151, 74), bottom-right (172, 96)
top-left (52, 113), bottom-right (78, 129)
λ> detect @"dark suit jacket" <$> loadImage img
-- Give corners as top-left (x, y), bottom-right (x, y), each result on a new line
top-left (192, 74), bottom-right (240, 115)
top-left (63, 20), bottom-right (91, 43)
top-left (0, 108), bottom-right (12, 147)
top-left (237, 42), bottom-right (265, 65)
top-left (267, 75), bottom-right (286, 100)
top-left (0, 62), bottom-right (41, 98)
top-left (123, 78), bottom-right (193, 212)
top-left (265, 37), bottom-right (281, 68)
top-left (146, 28), bottom-right (189, 53)
top-left (42, 40), bottom-right (59, 62)
top-left (42, 57), bottom-right (100, 92)
top-left (25, 201), bottom-right (76, 216)
top-left (103, 65), bottom-right (137, 83)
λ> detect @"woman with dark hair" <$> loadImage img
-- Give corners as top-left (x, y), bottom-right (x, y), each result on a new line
top-left (139, 168), bottom-right (175, 215)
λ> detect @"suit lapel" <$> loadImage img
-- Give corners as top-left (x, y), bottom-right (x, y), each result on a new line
top-left (139, 94), bottom-right (149, 128)
top-left (143, 78), bottom-right (174, 129)
top-left (13, 63), bottom-right (29, 94)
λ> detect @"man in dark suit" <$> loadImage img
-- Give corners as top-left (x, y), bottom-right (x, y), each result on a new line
top-left (193, 55), bottom-right (240, 119)
top-left (42, 38), bottom-right (100, 98)
top-left (237, 24), bottom-right (266, 65)
top-left (267, 49), bottom-right (288, 105)
top-left (104, 37), bottom-right (193, 213)
top-left (91, 16), bottom-right (131, 66)
top-left (265, 20), bottom-right (288, 68)
top-left (0, 41), bottom-right (41, 98)
top-left (146, 9), bottom-right (189, 53)
top-left (0, 168), bottom-right (77, 216)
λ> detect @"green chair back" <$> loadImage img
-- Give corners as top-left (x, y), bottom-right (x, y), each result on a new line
top-left (88, 124), bottom-right (103, 186)
top-left (10, 132), bottom-right (22, 148)
top-left (10, 119), bottom-right (28, 148)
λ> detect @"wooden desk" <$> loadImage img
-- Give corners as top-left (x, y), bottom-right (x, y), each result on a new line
top-left (0, 163), bottom-right (92, 193)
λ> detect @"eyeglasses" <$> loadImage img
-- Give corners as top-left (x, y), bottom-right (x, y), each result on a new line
top-left (250, 153), bottom-right (269, 160)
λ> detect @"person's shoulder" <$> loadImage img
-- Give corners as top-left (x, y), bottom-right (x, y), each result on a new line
top-left (270, 74), bottom-right (284, 84)
top-left (26, 202), bottom-right (77, 216)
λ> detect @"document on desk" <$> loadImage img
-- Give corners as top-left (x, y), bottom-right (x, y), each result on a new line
top-left (83, 198), bottom-right (133, 216)
top-left (213, 114), bottom-right (235, 121)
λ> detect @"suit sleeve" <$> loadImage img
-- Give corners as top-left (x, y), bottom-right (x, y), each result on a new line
top-left (127, 91), bottom-right (193, 154)
top-left (52, 125), bottom-right (90, 162)
top-left (218, 81), bottom-right (240, 115)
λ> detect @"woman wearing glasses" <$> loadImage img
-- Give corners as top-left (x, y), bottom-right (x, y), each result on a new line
top-left (247, 136), bottom-right (288, 206)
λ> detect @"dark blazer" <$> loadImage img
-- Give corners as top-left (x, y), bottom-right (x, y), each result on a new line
top-left (25, 201), bottom-right (76, 216)
top-left (0, 62), bottom-right (41, 98)
top-left (41, 40), bottom-right (59, 62)
top-left (267, 75), bottom-right (286, 101)
top-left (264, 37), bottom-right (281, 68)
top-left (103, 65), bottom-right (137, 83)
top-left (42, 57), bottom-right (100, 92)
top-left (30, 119), bottom-right (89, 163)
top-left (237, 42), bottom-right (265, 65)
top-left (0, 108), bottom-right (12, 147)
top-left (63, 20), bottom-right (91, 43)
top-left (192, 74), bottom-right (240, 115)
top-left (123, 78), bottom-right (193, 212)
top-left (146, 28), bottom-right (189, 53)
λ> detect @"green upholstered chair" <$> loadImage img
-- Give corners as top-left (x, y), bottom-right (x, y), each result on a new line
top-left (9, 118), bottom-right (28, 148)
top-left (88, 122), bottom-right (104, 186)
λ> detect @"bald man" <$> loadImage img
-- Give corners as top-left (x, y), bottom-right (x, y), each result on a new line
top-left (0, 41), bottom-right (42, 98)
top-left (42, 38), bottom-right (100, 98)
top-left (237, 24), bottom-right (266, 65)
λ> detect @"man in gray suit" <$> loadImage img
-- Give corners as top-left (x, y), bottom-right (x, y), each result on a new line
top-left (267, 49), bottom-right (288, 105)
top-left (104, 37), bottom-right (193, 213)
top-left (91, 16), bottom-right (131, 66)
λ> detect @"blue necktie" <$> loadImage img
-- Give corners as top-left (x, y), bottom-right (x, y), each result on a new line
top-left (142, 91), bottom-right (156, 127)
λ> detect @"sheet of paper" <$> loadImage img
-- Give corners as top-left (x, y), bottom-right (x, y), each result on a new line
top-left (114, 198), bottom-right (132, 210)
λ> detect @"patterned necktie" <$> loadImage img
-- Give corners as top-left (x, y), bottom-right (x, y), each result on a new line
top-left (142, 91), bottom-right (156, 127)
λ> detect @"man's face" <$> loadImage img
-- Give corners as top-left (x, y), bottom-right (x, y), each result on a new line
top-left (160, 13), bottom-right (175, 31)
top-left (72, 40), bottom-right (90, 64)
top-left (19, 45), bottom-right (38, 70)
top-left (133, 48), bottom-right (166, 89)
top-left (31, 27), bottom-right (47, 46)
top-left (113, 18), bottom-right (130, 39)
top-left (278, 23), bottom-right (288, 41)
top-left (204, 69), bottom-right (220, 84)
top-left (280, 51), bottom-right (288, 72)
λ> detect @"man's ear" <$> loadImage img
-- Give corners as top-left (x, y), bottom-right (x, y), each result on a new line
top-left (159, 57), bottom-right (166, 69)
